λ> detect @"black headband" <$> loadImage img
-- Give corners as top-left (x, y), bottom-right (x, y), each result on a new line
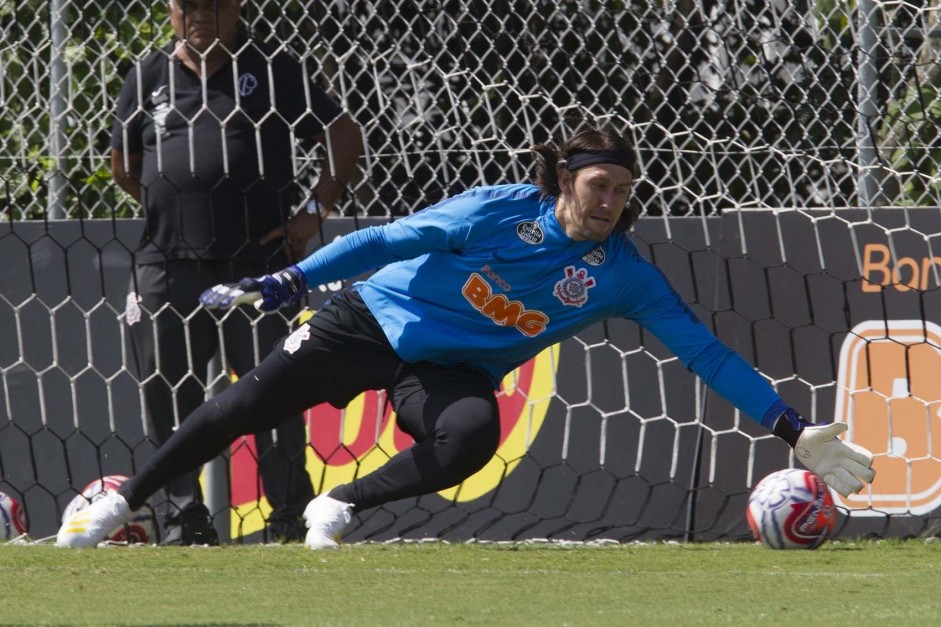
top-left (563, 149), bottom-right (635, 173)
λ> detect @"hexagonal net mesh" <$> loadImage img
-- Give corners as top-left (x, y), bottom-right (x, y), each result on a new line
top-left (1, 1), bottom-right (940, 543)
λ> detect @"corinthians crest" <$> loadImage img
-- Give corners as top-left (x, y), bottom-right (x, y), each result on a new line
top-left (283, 323), bottom-right (311, 354)
top-left (553, 266), bottom-right (596, 308)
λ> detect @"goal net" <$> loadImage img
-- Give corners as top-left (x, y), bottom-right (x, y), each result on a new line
top-left (1, 0), bottom-right (940, 543)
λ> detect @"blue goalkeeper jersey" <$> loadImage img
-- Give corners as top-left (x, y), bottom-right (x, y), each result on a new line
top-left (297, 184), bottom-right (783, 427)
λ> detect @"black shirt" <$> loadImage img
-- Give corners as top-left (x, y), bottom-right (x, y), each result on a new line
top-left (111, 36), bottom-right (343, 264)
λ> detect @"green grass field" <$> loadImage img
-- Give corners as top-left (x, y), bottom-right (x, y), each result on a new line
top-left (2, 540), bottom-right (939, 625)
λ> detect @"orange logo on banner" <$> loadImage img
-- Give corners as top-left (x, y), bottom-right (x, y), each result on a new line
top-left (834, 320), bottom-right (941, 515)
top-left (226, 343), bottom-right (560, 535)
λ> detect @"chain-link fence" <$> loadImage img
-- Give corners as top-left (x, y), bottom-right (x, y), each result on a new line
top-left (3, 0), bottom-right (941, 223)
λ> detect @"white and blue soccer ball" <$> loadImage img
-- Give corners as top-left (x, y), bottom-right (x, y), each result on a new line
top-left (0, 491), bottom-right (28, 540)
top-left (746, 468), bottom-right (836, 550)
top-left (63, 475), bottom-right (156, 544)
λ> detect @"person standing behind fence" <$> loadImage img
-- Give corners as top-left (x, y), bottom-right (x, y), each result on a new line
top-left (109, 0), bottom-right (363, 544)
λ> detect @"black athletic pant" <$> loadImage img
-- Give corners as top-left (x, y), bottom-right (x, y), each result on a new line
top-left (127, 260), bottom-right (313, 524)
top-left (121, 288), bottom-right (501, 516)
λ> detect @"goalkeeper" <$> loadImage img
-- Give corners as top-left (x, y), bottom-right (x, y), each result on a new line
top-left (58, 122), bottom-right (875, 549)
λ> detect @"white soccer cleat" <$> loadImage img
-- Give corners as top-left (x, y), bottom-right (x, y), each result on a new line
top-left (56, 491), bottom-right (132, 548)
top-left (302, 491), bottom-right (353, 550)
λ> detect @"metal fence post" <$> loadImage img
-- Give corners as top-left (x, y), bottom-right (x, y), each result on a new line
top-left (857, 0), bottom-right (880, 209)
top-left (48, 0), bottom-right (69, 220)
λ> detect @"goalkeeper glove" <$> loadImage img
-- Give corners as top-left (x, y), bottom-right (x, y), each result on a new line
top-left (772, 408), bottom-right (876, 497)
top-left (199, 265), bottom-right (308, 312)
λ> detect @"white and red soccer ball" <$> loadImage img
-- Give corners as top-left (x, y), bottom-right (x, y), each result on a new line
top-left (747, 468), bottom-right (836, 549)
top-left (0, 491), bottom-right (28, 540)
top-left (63, 475), bottom-right (156, 544)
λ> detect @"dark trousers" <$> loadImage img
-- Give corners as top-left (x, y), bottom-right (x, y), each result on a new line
top-left (121, 288), bottom-right (500, 516)
top-left (127, 260), bottom-right (313, 525)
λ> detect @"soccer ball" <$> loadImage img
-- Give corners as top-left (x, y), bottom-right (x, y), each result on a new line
top-left (63, 475), bottom-right (156, 544)
top-left (0, 491), bottom-right (28, 540)
top-left (746, 468), bottom-right (836, 549)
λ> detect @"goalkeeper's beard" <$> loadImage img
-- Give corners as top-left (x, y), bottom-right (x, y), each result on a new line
top-left (564, 195), bottom-right (613, 243)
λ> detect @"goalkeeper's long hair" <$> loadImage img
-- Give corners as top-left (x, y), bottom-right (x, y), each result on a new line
top-left (531, 124), bottom-right (641, 232)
